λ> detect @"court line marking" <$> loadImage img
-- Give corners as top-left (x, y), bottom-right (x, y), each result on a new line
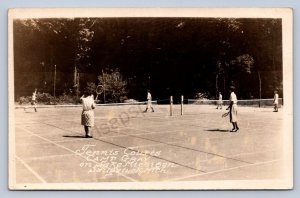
top-left (100, 126), bottom-right (254, 165)
top-left (16, 111), bottom-right (281, 129)
top-left (101, 129), bottom-right (182, 139)
top-left (17, 119), bottom-right (279, 166)
top-left (16, 120), bottom-right (278, 146)
top-left (21, 120), bottom-right (255, 166)
top-left (18, 153), bottom-right (77, 160)
top-left (16, 135), bottom-right (279, 181)
top-left (170, 159), bottom-right (281, 181)
top-left (104, 122), bottom-right (280, 144)
top-left (91, 136), bottom-right (206, 173)
top-left (17, 137), bottom-right (95, 146)
top-left (16, 126), bottom-right (138, 182)
top-left (21, 123), bottom-right (205, 174)
top-left (15, 126), bottom-right (181, 146)
top-left (120, 125), bottom-right (276, 163)
top-left (18, 141), bottom-right (180, 161)
top-left (16, 128), bottom-right (280, 165)
top-left (15, 155), bottom-right (47, 183)
top-left (14, 109), bottom-right (281, 178)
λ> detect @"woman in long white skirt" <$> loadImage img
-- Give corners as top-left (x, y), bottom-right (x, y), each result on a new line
top-left (227, 86), bottom-right (239, 132)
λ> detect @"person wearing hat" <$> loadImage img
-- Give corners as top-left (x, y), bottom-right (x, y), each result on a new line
top-left (80, 91), bottom-right (96, 138)
top-left (144, 89), bottom-right (154, 112)
top-left (273, 90), bottom-right (279, 112)
top-left (226, 86), bottom-right (239, 132)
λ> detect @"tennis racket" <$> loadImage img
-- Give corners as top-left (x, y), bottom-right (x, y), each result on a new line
top-left (95, 85), bottom-right (103, 101)
top-left (222, 111), bottom-right (230, 117)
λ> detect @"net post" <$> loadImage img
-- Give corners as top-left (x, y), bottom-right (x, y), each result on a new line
top-left (170, 96), bottom-right (173, 116)
top-left (181, 95), bottom-right (184, 115)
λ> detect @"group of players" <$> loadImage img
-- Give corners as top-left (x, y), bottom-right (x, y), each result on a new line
top-left (26, 87), bottom-right (280, 137)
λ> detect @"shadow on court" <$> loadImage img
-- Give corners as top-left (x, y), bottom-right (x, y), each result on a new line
top-left (205, 129), bottom-right (230, 132)
top-left (62, 135), bottom-right (87, 138)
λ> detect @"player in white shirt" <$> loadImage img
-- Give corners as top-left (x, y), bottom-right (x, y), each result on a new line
top-left (216, 92), bottom-right (223, 109)
top-left (273, 90), bottom-right (279, 112)
top-left (226, 86), bottom-right (239, 132)
top-left (31, 88), bottom-right (37, 112)
top-left (144, 90), bottom-right (154, 112)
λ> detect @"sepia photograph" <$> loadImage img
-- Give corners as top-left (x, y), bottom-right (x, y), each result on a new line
top-left (8, 8), bottom-right (293, 190)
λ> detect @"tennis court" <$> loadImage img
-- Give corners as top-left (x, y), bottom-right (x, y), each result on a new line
top-left (13, 103), bottom-right (284, 184)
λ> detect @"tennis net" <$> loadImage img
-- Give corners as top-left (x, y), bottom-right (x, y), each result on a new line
top-left (187, 98), bottom-right (283, 107)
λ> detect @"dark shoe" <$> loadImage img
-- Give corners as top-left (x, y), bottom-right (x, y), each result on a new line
top-left (85, 135), bottom-right (93, 138)
top-left (230, 128), bottom-right (236, 132)
top-left (234, 127), bottom-right (239, 132)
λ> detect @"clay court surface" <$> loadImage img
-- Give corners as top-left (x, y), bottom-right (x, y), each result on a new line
top-left (13, 104), bottom-right (284, 184)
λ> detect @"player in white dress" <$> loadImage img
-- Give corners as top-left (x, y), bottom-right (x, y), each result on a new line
top-left (226, 86), bottom-right (239, 132)
top-left (80, 92), bottom-right (96, 138)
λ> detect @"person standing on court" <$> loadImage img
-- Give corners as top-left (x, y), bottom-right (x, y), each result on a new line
top-left (226, 86), bottom-right (239, 132)
top-left (144, 89), bottom-right (154, 112)
top-left (31, 88), bottom-right (37, 112)
top-left (273, 90), bottom-right (279, 112)
top-left (80, 91), bottom-right (96, 138)
top-left (216, 92), bottom-right (223, 109)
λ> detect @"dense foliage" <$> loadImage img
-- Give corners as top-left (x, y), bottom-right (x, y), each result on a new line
top-left (14, 18), bottom-right (282, 103)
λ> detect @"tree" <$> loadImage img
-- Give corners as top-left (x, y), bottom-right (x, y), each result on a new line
top-left (14, 18), bottom-right (98, 97)
top-left (98, 69), bottom-right (128, 103)
top-left (84, 82), bottom-right (97, 95)
top-left (230, 54), bottom-right (255, 98)
top-left (230, 54), bottom-right (254, 74)
top-left (14, 18), bottom-right (283, 101)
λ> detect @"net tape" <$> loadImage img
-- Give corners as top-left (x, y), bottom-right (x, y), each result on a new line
top-left (187, 98), bottom-right (283, 106)
top-left (15, 100), bottom-right (158, 109)
top-left (15, 98), bottom-right (283, 109)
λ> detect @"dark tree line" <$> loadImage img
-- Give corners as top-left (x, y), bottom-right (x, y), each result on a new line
top-left (13, 17), bottom-right (282, 102)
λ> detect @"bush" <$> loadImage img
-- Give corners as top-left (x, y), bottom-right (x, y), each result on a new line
top-left (57, 93), bottom-right (81, 104)
top-left (18, 92), bottom-right (81, 105)
top-left (98, 68), bottom-right (128, 103)
top-left (84, 82), bottom-right (97, 95)
top-left (18, 96), bottom-right (31, 104)
top-left (36, 92), bottom-right (54, 104)
top-left (194, 92), bottom-right (210, 100)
